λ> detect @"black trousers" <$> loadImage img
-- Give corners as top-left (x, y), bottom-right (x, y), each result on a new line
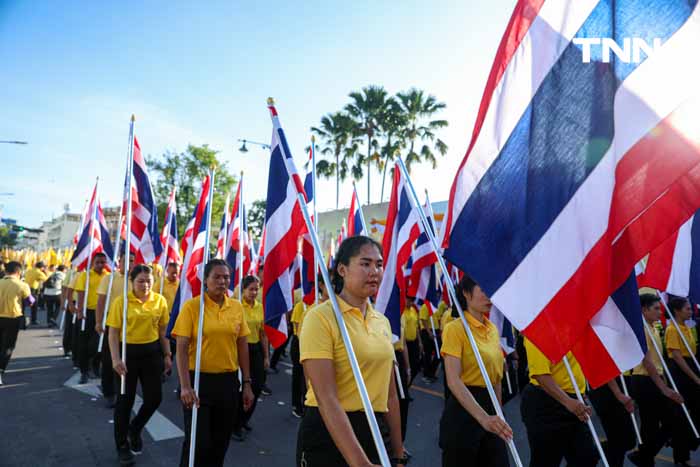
top-left (420, 329), bottom-right (439, 379)
top-left (71, 313), bottom-right (80, 366)
top-left (406, 339), bottom-right (421, 386)
top-left (630, 375), bottom-right (675, 466)
top-left (588, 380), bottom-right (636, 467)
top-left (440, 385), bottom-right (509, 467)
top-left (180, 372), bottom-right (239, 467)
top-left (290, 335), bottom-right (306, 411)
top-left (78, 309), bottom-right (99, 374)
top-left (395, 350), bottom-right (410, 442)
top-left (235, 342), bottom-right (264, 429)
top-left (101, 325), bottom-right (117, 398)
top-left (296, 406), bottom-right (391, 467)
top-left (44, 295), bottom-right (61, 323)
top-left (114, 341), bottom-right (163, 448)
top-left (669, 358), bottom-right (700, 463)
top-left (62, 311), bottom-right (73, 355)
top-left (270, 334), bottom-right (290, 369)
top-left (0, 317), bottom-right (21, 372)
top-left (520, 384), bottom-right (599, 467)
top-left (30, 288), bottom-right (40, 323)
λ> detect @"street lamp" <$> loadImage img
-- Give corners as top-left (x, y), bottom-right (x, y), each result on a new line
top-left (237, 139), bottom-right (270, 153)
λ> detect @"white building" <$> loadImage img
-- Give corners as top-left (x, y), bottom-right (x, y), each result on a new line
top-left (35, 212), bottom-right (82, 250)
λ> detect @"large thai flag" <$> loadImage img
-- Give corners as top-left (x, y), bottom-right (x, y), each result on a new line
top-left (166, 175), bottom-right (211, 336)
top-left (375, 164), bottom-right (422, 338)
top-left (442, 0), bottom-right (700, 366)
top-left (128, 137), bottom-right (163, 265)
top-left (347, 185), bottom-right (368, 237)
top-left (300, 148), bottom-right (316, 305)
top-left (489, 306), bottom-right (516, 355)
top-left (263, 101), bottom-right (307, 348)
top-left (216, 193), bottom-right (231, 259)
top-left (158, 188), bottom-right (180, 270)
top-left (226, 181), bottom-right (251, 293)
top-left (71, 184), bottom-right (114, 271)
top-left (639, 210), bottom-right (700, 304)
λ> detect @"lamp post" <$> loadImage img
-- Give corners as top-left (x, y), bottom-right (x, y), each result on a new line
top-left (237, 139), bottom-right (270, 153)
top-left (0, 141), bottom-right (28, 145)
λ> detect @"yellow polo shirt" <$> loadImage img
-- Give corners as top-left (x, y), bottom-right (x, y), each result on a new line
top-left (154, 278), bottom-right (179, 312)
top-left (106, 291), bottom-right (168, 344)
top-left (401, 307), bottom-right (419, 342)
top-left (73, 269), bottom-right (108, 309)
top-left (441, 308), bottom-right (456, 330)
top-left (97, 272), bottom-right (132, 308)
top-left (0, 276), bottom-right (31, 318)
top-left (24, 268), bottom-right (47, 290)
top-left (525, 338), bottom-right (585, 395)
top-left (441, 314), bottom-right (504, 386)
top-left (666, 323), bottom-right (697, 358)
top-left (301, 297), bottom-right (394, 412)
top-left (291, 300), bottom-right (306, 336)
top-left (172, 294), bottom-right (250, 373)
top-left (633, 324), bottom-right (664, 376)
top-left (243, 299), bottom-right (264, 344)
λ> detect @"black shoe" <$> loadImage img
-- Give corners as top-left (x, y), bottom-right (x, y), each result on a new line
top-left (231, 429), bottom-right (245, 442)
top-left (103, 395), bottom-right (116, 409)
top-left (261, 385), bottom-right (272, 396)
top-left (0, 372), bottom-right (4, 386)
top-left (79, 372), bottom-right (89, 384)
top-left (128, 429), bottom-right (143, 455)
top-left (242, 422), bottom-right (253, 432)
top-left (117, 444), bottom-right (135, 466)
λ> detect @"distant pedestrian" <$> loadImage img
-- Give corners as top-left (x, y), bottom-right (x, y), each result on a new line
top-left (24, 261), bottom-right (47, 325)
top-left (0, 261), bottom-right (31, 385)
top-left (43, 265), bottom-right (66, 327)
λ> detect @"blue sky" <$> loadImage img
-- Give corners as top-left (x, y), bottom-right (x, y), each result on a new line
top-left (0, 0), bottom-right (515, 228)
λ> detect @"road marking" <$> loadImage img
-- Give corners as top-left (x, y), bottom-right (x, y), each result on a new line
top-left (410, 385), bottom-right (444, 399)
top-left (64, 371), bottom-right (184, 441)
top-left (6, 365), bottom-right (53, 373)
top-left (0, 383), bottom-right (28, 389)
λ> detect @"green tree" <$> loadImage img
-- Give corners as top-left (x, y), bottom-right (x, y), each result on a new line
top-left (396, 88), bottom-right (448, 172)
top-left (146, 144), bottom-right (236, 240)
top-left (247, 199), bottom-right (266, 240)
top-left (0, 225), bottom-right (16, 248)
top-left (311, 112), bottom-right (360, 209)
top-left (345, 85), bottom-right (390, 205)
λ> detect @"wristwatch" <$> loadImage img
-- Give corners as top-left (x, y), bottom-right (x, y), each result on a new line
top-left (243, 378), bottom-right (253, 385)
top-left (391, 455), bottom-right (410, 465)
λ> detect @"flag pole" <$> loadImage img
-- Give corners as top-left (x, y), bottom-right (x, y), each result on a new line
top-left (70, 197), bottom-right (90, 326)
top-left (642, 318), bottom-right (699, 437)
top-left (395, 157), bottom-right (523, 467)
top-left (159, 187), bottom-right (176, 297)
top-left (120, 115), bottom-right (136, 395)
top-left (238, 172), bottom-right (244, 302)
top-left (354, 181), bottom-right (369, 235)
top-left (80, 178), bottom-right (100, 333)
top-left (311, 136), bottom-right (319, 306)
top-left (657, 291), bottom-right (700, 373)
top-left (618, 375), bottom-right (642, 445)
top-left (423, 189), bottom-right (441, 360)
top-left (188, 168), bottom-right (215, 467)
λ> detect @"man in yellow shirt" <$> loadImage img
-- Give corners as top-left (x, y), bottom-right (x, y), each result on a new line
top-left (154, 261), bottom-right (179, 312)
top-left (401, 296), bottom-right (421, 386)
top-left (73, 253), bottom-right (109, 384)
top-left (24, 261), bottom-right (47, 326)
top-left (0, 261), bottom-right (31, 385)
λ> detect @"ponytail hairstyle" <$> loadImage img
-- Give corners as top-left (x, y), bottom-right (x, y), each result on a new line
top-left (330, 235), bottom-right (382, 294)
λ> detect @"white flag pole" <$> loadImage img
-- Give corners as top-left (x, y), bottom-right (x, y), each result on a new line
top-left (188, 168), bottom-right (215, 467)
top-left (353, 181), bottom-right (369, 236)
top-left (120, 115), bottom-right (136, 395)
top-left (159, 188), bottom-right (176, 297)
top-left (657, 291), bottom-right (700, 373)
top-left (395, 157), bottom-right (524, 467)
top-left (238, 173), bottom-right (244, 302)
top-left (311, 136), bottom-right (319, 306)
top-left (423, 190), bottom-right (441, 360)
top-left (80, 178), bottom-right (100, 333)
top-left (617, 375), bottom-right (642, 445)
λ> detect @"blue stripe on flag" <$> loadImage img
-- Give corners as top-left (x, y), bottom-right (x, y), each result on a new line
top-left (689, 214), bottom-right (700, 304)
top-left (610, 272), bottom-right (647, 354)
top-left (265, 145), bottom-right (288, 222)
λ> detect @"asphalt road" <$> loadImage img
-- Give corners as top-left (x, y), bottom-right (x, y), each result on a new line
top-left (0, 309), bottom-right (695, 466)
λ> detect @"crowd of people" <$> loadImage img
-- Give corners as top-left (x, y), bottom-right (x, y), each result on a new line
top-left (0, 235), bottom-right (698, 466)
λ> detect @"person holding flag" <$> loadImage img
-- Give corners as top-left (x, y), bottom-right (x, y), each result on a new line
top-left (172, 259), bottom-right (254, 466)
top-left (155, 262), bottom-right (180, 313)
top-left (298, 236), bottom-right (406, 467)
top-left (107, 264), bottom-right (170, 465)
top-left (0, 261), bottom-right (31, 385)
top-left (439, 274), bottom-right (512, 467)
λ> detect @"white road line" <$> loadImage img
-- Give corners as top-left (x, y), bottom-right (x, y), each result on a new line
top-left (64, 371), bottom-right (184, 441)
top-left (6, 365), bottom-right (53, 373)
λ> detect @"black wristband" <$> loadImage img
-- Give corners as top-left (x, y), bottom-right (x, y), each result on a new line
top-left (391, 456), bottom-right (409, 465)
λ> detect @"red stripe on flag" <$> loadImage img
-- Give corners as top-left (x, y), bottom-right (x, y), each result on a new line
top-left (637, 231), bottom-right (678, 289)
top-left (572, 323), bottom-right (620, 388)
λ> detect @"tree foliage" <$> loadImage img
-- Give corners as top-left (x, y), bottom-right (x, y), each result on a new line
top-left (247, 199), bottom-right (266, 240)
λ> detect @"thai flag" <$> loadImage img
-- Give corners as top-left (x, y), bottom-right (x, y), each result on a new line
top-left (375, 163), bottom-right (422, 338)
top-left (71, 184), bottom-right (114, 271)
top-left (226, 181), bottom-right (251, 292)
top-left (300, 148), bottom-right (316, 305)
top-left (408, 195), bottom-right (438, 298)
top-left (489, 306), bottom-right (516, 355)
top-left (249, 227), bottom-right (265, 277)
top-left (442, 0), bottom-right (700, 369)
top-left (347, 184), bottom-right (368, 237)
top-left (216, 193), bottom-right (231, 259)
top-left (263, 101), bottom-right (307, 348)
top-left (72, 198), bottom-right (91, 246)
top-left (158, 188), bottom-right (180, 270)
top-left (337, 220), bottom-right (346, 248)
top-left (639, 210), bottom-right (700, 304)
top-left (166, 175), bottom-right (211, 336)
top-left (127, 137), bottom-right (162, 264)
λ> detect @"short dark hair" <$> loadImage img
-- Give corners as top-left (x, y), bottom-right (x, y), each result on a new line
top-left (242, 275), bottom-right (260, 290)
top-left (455, 273), bottom-right (476, 311)
top-left (166, 262), bottom-right (179, 270)
top-left (6, 261), bottom-right (22, 274)
top-left (668, 296), bottom-right (689, 316)
top-left (129, 264), bottom-right (152, 282)
top-left (35, 261), bottom-right (45, 268)
top-left (57, 265), bottom-right (67, 272)
top-left (639, 293), bottom-right (660, 309)
top-left (204, 259), bottom-right (229, 280)
top-left (330, 236), bottom-right (382, 294)
top-left (93, 252), bottom-right (107, 260)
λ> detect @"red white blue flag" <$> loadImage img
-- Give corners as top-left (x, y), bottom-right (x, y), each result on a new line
top-left (158, 188), bottom-right (180, 270)
top-left (442, 0), bottom-right (700, 379)
top-left (216, 193), bottom-right (231, 260)
top-left (410, 195), bottom-right (440, 314)
top-left (71, 183), bottom-right (114, 271)
top-left (128, 137), bottom-right (162, 265)
top-left (300, 147), bottom-right (316, 305)
top-left (263, 101), bottom-right (307, 348)
top-left (347, 185), bottom-right (368, 237)
top-left (226, 180), bottom-right (251, 293)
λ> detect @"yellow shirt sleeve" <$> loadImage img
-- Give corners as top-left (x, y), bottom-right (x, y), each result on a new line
top-left (97, 274), bottom-right (110, 295)
top-left (171, 301), bottom-right (194, 338)
top-left (665, 326), bottom-right (682, 351)
top-left (440, 321), bottom-right (462, 359)
top-left (524, 338), bottom-right (553, 377)
top-left (73, 272), bottom-right (87, 292)
top-left (419, 304), bottom-right (431, 321)
top-left (157, 295), bottom-right (169, 329)
top-left (240, 312), bottom-right (251, 338)
top-left (300, 309), bottom-right (334, 361)
top-left (291, 302), bottom-right (304, 324)
top-left (38, 270), bottom-right (47, 282)
top-left (106, 296), bottom-right (124, 329)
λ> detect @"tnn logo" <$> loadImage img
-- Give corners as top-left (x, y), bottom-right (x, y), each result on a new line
top-left (573, 38), bottom-right (662, 64)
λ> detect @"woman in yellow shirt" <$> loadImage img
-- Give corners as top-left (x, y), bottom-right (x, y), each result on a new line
top-left (664, 296), bottom-right (700, 465)
top-left (232, 275), bottom-right (269, 441)
top-left (298, 236), bottom-right (405, 467)
top-left (107, 264), bottom-right (170, 464)
top-left (172, 259), bottom-right (254, 467)
top-left (439, 275), bottom-right (511, 467)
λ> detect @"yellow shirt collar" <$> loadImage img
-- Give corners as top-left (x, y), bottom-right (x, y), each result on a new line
top-left (465, 311), bottom-right (490, 329)
top-left (204, 292), bottom-right (232, 310)
top-left (336, 296), bottom-right (378, 317)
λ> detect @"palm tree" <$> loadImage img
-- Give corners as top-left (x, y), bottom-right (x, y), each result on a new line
top-left (378, 98), bottom-right (407, 202)
top-left (396, 88), bottom-right (448, 172)
top-left (345, 85), bottom-right (390, 205)
top-left (311, 112), bottom-right (359, 209)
